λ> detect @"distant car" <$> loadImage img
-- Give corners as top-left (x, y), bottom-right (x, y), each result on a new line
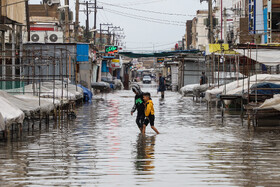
top-left (143, 76), bottom-right (152, 84)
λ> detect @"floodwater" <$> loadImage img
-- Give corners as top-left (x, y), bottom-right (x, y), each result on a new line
top-left (1, 83), bottom-right (280, 186)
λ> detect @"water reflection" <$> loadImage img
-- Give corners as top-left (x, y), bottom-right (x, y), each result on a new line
top-left (2, 85), bottom-right (280, 186)
top-left (134, 135), bottom-right (156, 175)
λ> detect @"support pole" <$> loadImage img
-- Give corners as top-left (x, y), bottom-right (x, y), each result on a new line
top-left (86, 1), bottom-right (89, 42)
top-left (75, 0), bottom-right (80, 41)
top-left (25, 0), bottom-right (30, 42)
top-left (1, 31), bottom-right (6, 89)
top-left (93, 0), bottom-right (97, 45)
top-left (208, 0), bottom-right (214, 43)
top-left (64, 0), bottom-right (70, 42)
top-left (12, 24), bottom-right (16, 89)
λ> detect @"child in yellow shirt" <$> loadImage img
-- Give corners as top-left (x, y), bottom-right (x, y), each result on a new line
top-left (142, 92), bottom-right (160, 134)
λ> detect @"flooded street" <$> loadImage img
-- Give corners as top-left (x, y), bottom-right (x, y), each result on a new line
top-left (1, 83), bottom-right (280, 186)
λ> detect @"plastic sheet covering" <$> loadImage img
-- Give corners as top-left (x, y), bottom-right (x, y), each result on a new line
top-left (91, 82), bottom-right (111, 91)
top-left (78, 84), bottom-right (93, 102)
top-left (180, 84), bottom-right (200, 96)
top-left (0, 91), bottom-right (60, 116)
top-left (114, 79), bottom-right (124, 90)
top-left (205, 85), bottom-right (225, 102)
top-left (40, 89), bottom-right (77, 100)
top-left (259, 94), bottom-right (280, 111)
top-left (234, 49), bottom-right (280, 66)
top-left (223, 74), bottom-right (280, 95)
top-left (251, 82), bottom-right (280, 95)
top-left (0, 94), bottom-right (25, 129)
top-left (193, 84), bottom-right (209, 98)
top-left (15, 95), bottom-right (60, 116)
top-left (0, 113), bottom-right (5, 131)
top-left (23, 81), bottom-right (83, 101)
top-left (205, 74), bottom-right (280, 102)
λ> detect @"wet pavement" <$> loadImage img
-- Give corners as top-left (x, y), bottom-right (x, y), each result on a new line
top-left (1, 83), bottom-right (280, 186)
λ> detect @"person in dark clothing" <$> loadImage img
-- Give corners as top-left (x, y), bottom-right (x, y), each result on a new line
top-left (158, 73), bottom-right (166, 99)
top-left (131, 84), bottom-right (145, 132)
top-left (200, 72), bottom-right (208, 85)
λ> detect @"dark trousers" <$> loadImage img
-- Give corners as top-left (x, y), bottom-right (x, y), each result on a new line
top-left (136, 114), bottom-right (145, 128)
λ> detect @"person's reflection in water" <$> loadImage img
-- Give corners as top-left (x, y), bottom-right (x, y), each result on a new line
top-left (134, 134), bottom-right (156, 175)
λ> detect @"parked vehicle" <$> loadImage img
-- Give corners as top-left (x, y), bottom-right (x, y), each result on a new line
top-left (143, 76), bottom-right (152, 84)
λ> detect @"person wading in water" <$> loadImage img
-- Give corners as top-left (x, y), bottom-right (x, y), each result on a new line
top-left (200, 72), bottom-right (208, 85)
top-left (158, 73), bottom-right (166, 99)
top-left (131, 84), bottom-right (145, 132)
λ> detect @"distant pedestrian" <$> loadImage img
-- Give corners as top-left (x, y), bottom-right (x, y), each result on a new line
top-left (158, 73), bottom-right (166, 99)
top-left (200, 72), bottom-right (208, 85)
top-left (131, 84), bottom-right (145, 132)
top-left (142, 92), bottom-right (160, 134)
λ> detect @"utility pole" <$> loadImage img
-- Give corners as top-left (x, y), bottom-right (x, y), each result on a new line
top-left (208, 0), bottom-right (214, 43)
top-left (86, 1), bottom-right (89, 42)
top-left (75, 0), bottom-right (79, 41)
top-left (99, 23), bottom-right (113, 49)
top-left (108, 26), bottom-right (122, 45)
top-left (93, 0), bottom-right (97, 45)
top-left (25, 0), bottom-right (30, 41)
top-left (80, 1), bottom-right (103, 43)
top-left (223, 8), bottom-right (227, 43)
top-left (100, 23), bottom-right (102, 48)
top-left (65, 0), bottom-right (70, 42)
top-left (220, 0), bottom-right (223, 40)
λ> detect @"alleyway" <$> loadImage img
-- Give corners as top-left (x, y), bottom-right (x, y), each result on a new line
top-left (1, 83), bottom-right (280, 186)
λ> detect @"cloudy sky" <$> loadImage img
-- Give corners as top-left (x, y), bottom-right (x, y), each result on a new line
top-left (30, 0), bottom-right (208, 51)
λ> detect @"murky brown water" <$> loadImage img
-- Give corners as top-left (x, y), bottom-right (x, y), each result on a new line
top-left (1, 83), bottom-right (280, 186)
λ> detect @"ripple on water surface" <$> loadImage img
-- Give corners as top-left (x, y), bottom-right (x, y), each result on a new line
top-left (1, 85), bottom-right (280, 186)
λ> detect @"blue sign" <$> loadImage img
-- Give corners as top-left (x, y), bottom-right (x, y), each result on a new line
top-left (77, 44), bottom-right (89, 62)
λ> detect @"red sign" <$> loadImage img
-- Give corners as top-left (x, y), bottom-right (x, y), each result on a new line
top-left (30, 27), bottom-right (55, 31)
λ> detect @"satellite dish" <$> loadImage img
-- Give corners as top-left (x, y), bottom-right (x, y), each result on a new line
top-left (31, 34), bottom-right (40, 42)
top-left (49, 34), bottom-right (58, 42)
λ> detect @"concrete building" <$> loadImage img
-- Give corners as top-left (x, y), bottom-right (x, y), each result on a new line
top-left (185, 20), bottom-right (192, 50)
top-left (214, 0), bottom-right (280, 44)
top-left (191, 17), bottom-right (197, 49)
top-left (190, 10), bottom-right (208, 51)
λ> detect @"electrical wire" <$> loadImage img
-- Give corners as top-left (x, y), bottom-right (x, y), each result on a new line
top-left (127, 41), bottom-right (176, 49)
top-left (99, 1), bottom-right (193, 17)
top-left (104, 8), bottom-right (185, 24)
top-left (119, 0), bottom-right (168, 6)
top-left (104, 9), bottom-right (185, 26)
top-left (103, 8), bottom-right (185, 25)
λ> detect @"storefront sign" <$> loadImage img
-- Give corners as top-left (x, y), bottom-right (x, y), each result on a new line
top-left (105, 46), bottom-right (118, 54)
top-left (157, 58), bottom-right (165, 63)
top-left (111, 59), bottom-right (121, 68)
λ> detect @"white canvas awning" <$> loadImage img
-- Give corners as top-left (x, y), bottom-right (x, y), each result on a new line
top-left (234, 49), bottom-right (280, 66)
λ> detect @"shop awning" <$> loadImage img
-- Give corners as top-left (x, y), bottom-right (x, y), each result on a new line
top-left (206, 44), bottom-right (239, 55)
top-left (119, 50), bottom-right (200, 58)
top-left (234, 49), bottom-right (280, 66)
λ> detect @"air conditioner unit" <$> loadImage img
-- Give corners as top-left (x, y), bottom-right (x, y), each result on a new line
top-left (30, 31), bottom-right (46, 43)
top-left (46, 0), bottom-right (60, 6)
top-left (46, 31), bottom-right (63, 43)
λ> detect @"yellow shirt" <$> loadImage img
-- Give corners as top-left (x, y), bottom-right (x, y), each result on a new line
top-left (145, 100), bottom-right (154, 117)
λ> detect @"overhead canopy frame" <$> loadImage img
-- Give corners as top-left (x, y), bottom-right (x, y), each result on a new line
top-left (119, 50), bottom-right (200, 58)
top-left (234, 49), bottom-right (280, 66)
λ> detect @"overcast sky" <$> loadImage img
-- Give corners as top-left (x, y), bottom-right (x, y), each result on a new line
top-left (30, 0), bottom-right (207, 51)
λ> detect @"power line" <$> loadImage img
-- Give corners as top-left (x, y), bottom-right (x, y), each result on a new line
top-left (99, 1), bottom-right (192, 17)
top-left (104, 9), bottom-right (185, 26)
top-left (103, 8), bottom-right (185, 25)
top-left (119, 0), bottom-right (168, 6)
top-left (127, 42), bottom-right (176, 49)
